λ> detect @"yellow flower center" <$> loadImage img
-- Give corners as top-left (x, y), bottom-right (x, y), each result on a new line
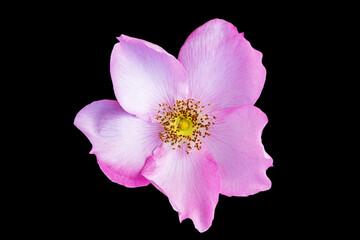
top-left (156, 99), bottom-right (216, 154)
top-left (178, 118), bottom-right (190, 131)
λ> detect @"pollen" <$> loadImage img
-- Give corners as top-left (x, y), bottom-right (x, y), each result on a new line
top-left (156, 99), bottom-right (216, 153)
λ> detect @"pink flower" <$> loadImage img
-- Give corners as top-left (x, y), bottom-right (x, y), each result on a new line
top-left (74, 19), bottom-right (272, 232)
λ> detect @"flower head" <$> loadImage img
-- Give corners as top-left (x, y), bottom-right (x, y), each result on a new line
top-left (74, 18), bottom-right (272, 232)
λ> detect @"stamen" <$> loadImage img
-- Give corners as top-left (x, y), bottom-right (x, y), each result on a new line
top-left (156, 99), bottom-right (216, 153)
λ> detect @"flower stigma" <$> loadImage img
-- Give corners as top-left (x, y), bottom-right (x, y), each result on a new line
top-left (178, 118), bottom-right (190, 131)
top-left (156, 99), bottom-right (216, 154)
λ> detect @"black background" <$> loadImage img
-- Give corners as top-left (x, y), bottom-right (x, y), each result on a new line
top-left (24, 3), bottom-right (341, 238)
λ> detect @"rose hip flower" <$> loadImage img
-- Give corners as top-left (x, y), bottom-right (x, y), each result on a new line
top-left (74, 18), bottom-right (272, 232)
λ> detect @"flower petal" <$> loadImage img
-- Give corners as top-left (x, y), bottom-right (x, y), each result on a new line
top-left (178, 18), bottom-right (266, 109)
top-left (74, 100), bottom-right (163, 187)
top-left (205, 106), bottom-right (272, 197)
top-left (141, 146), bottom-right (220, 232)
top-left (110, 35), bottom-right (188, 122)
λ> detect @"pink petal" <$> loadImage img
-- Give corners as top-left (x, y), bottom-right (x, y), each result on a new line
top-left (141, 146), bottom-right (220, 232)
top-left (178, 18), bottom-right (266, 109)
top-left (74, 100), bottom-right (163, 187)
top-left (205, 106), bottom-right (272, 196)
top-left (110, 35), bottom-right (188, 122)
